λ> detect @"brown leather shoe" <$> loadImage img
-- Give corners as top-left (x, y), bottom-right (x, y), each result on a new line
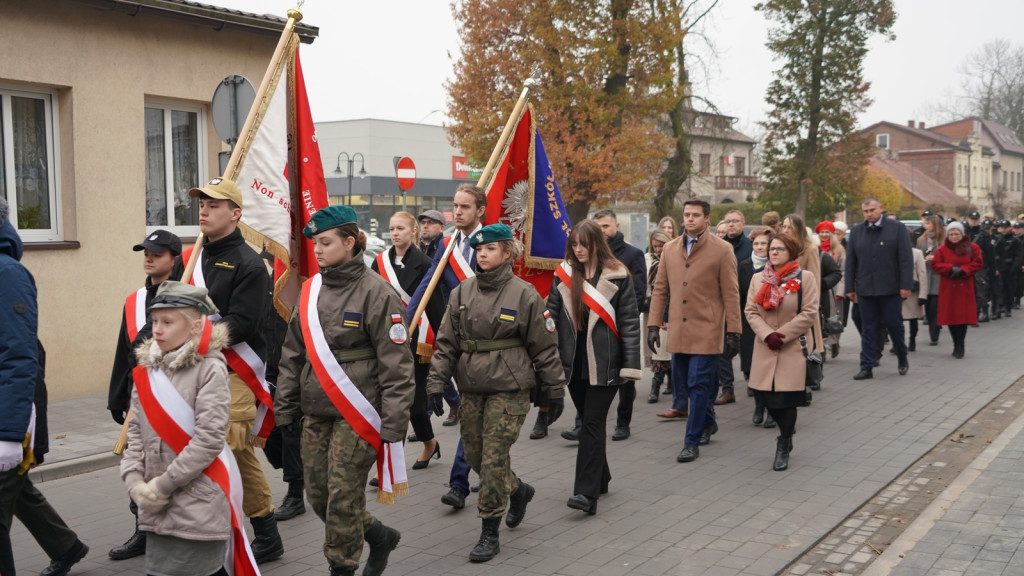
top-left (657, 409), bottom-right (688, 419)
top-left (443, 409), bottom-right (459, 427)
top-left (714, 393), bottom-right (736, 405)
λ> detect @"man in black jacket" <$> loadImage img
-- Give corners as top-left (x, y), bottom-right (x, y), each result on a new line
top-left (994, 220), bottom-right (1021, 317)
top-left (171, 177), bottom-right (283, 563)
top-left (418, 209), bottom-right (446, 259)
top-left (715, 210), bottom-right (751, 405)
top-left (966, 213), bottom-right (994, 321)
top-left (845, 198), bottom-right (913, 380)
top-left (106, 229), bottom-right (180, 560)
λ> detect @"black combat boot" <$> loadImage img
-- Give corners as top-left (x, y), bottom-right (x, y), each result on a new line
top-left (275, 482), bottom-right (306, 521)
top-left (108, 526), bottom-right (146, 560)
top-left (41, 540), bottom-right (88, 576)
top-left (773, 436), bottom-right (791, 471)
top-left (505, 479), bottom-right (535, 528)
top-left (363, 519), bottom-right (401, 576)
top-left (528, 410), bottom-right (548, 439)
top-left (469, 518), bottom-right (502, 562)
top-left (250, 513), bottom-right (284, 563)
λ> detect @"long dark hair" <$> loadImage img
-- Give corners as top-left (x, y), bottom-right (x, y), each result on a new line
top-left (565, 220), bottom-right (622, 332)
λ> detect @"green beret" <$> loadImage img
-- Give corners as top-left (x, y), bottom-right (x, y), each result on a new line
top-left (303, 205), bottom-right (358, 239)
top-left (469, 224), bottom-right (514, 248)
top-left (149, 281), bottom-right (219, 316)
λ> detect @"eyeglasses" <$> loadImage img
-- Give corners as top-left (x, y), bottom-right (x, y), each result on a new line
top-left (768, 247), bottom-right (788, 253)
top-left (722, 219), bottom-right (742, 224)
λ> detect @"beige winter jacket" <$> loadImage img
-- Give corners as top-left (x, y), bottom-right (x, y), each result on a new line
top-left (120, 324), bottom-right (231, 541)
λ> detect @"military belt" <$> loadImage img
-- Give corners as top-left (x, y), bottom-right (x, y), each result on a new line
top-left (306, 346), bottom-right (376, 364)
top-left (460, 337), bottom-right (524, 353)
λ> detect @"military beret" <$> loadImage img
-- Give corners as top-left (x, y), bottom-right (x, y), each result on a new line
top-left (303, 205), bottom-right (358, 239)
top-left (149, 281), bottom-right (219, 316)
top-left (469, 223), bottom-right (514, 248)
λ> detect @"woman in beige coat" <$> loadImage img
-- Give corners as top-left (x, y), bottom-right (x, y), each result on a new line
top-left (900, 228), bottom-right (929, 352)
top-left (745, 234), bottom-right (819, 472)
top-left (644, 230), bottom-right (673, 403)
top-left (781, 214), bottom-right (824, 354)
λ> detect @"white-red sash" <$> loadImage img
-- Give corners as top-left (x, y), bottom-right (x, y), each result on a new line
top-left (375, 252), bottom-right (435, 348)
top-left (125, 287), bottom-right (147, 342)
top-left (132, 365), bottom-right (260, 576)
top-left (299, 274), bottom-right (408, 504)
top-left (443, 236), bottom-right (476, 282)
top-left (554, 262), bottom-right (619, 338)
top-left (183, 247), bottom-right (275, 445)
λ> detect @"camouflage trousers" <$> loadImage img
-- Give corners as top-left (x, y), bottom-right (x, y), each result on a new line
top-left (301, 415), bottom-right (378, 570)
top-left (459, 389), bottom-right (530, 519)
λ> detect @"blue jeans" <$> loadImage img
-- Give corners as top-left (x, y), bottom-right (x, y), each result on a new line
top-left (858, 294), bottom-right (906, 371)
top-left (448, 438), bottom-right (471, 493)
top-left (671, 353), bottom-right (719, 446)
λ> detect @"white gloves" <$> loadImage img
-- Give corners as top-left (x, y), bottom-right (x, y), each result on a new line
top-left (130, 478), bottom-right (170, 513)
top-left (0, 440), bottom-right (24, 473)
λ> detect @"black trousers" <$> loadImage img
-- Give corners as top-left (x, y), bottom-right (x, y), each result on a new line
top-left (999, 272), bottom-right (1016, 311)
top-left (925, 295), bottom-right (941, 343)
top-left (857, 295), bottom-right (906, 371)
top-left (264, 421), bottom-right (303, 485)
top-left (1, 469), bottom-right (79, 575)
top-left (950, 324), bottom-right (968, 350)
top-left (408, 362), bottom-right (435, 442)
top-left (615, 381), bottom-right (635, 428)
top-left (568, 379), bottom-right (618, 499)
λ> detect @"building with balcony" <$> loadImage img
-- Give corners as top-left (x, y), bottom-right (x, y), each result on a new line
top-left (679, 110), bottom-right (759, 204)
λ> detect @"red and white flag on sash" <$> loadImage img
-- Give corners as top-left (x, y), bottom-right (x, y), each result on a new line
top-left (554, 262), bottom-right (619, 337)
top-left (299, 274), bottom-right (408, 504)
top-left (124, 287), bottom-right (147, 342)
top-left (182, 247), bottom-right (275, 446)
top-left (442, 236), bottom-right (476, 282)
top-left (374, 252), bottom-right (435, 354)
top-left (132, 363), bottom-right (260, 576)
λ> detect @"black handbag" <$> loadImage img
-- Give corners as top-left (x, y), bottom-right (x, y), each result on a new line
top-left (821, 290), bottom-right (845, 336)
top-left (797, 283), bottom-right (823, 403)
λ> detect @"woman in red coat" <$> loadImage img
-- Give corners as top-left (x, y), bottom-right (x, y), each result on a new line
top-left (930, 222), bottom-right (984, 359)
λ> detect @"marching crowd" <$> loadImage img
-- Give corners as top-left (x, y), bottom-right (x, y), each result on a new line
top-left (2, 185), bottom-right (1022, 576)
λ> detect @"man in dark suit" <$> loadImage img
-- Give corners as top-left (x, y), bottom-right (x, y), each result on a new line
top-left (845, 198), bottom-right (913, 380)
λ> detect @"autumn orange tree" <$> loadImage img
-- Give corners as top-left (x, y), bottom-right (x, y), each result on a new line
top-left (445, 0), bottom-right (686, 222)
top-left (756, 0), bottom-right (896, 220)
top-left (860, 164), bottom-right (902, 214)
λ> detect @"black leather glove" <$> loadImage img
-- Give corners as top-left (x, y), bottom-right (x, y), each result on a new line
top-left (647, 326), bottom-right (661, 352)
top-left (111, 409), bottom-right (126, 425)
top-left (918, 298), bottom-right (927, 307)
top-left (546, 397), bottom-right (564, 425)
top-left (723, 333), bottom-right (741, 359)
top-left (950, 266), bottom-right (964, 278)
top-left (428, 393), bottom-right (445, 418)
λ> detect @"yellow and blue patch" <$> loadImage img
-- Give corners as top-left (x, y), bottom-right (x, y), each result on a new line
top-left (342, 311), bottom-right (362, 329)
top-left (498, 308), bottom-right (517, 323)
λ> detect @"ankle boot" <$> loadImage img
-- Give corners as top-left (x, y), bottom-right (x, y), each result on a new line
top-left (363, 519), bottom-right (401, 576)
top-left (250, 513), bottom-right (284, 563)
top-left (505, 479), bottom-right (535, 528)
top-left (108, 525), bottom-right (146, 560)
top-left (763, 411), bottom-right (776, 429)
top-left (773, 436), bottom-right (791, 471)
top-left (979, 307), bottom-right (990, 322)
top-left (752, 399), bottom-right (764, 426)
top-left (275, 482), bottom-right (306, 521)
top-left (907, 338), bottom-right (916, 352)
top-left (529, 410), bottom-right (548, 439)
top-left (648, 379), bottom-right (660, 403)
top-left (469, 517), bottom-right (501, 562)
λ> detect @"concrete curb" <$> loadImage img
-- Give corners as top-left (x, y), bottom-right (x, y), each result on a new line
top-left (29, 452), bottom-right (121, 484)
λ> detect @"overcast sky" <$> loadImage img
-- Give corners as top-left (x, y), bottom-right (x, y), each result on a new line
top-left (213, 0), bottom-right (1024, 136)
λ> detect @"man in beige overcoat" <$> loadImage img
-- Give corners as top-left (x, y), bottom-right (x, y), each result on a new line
top-left (649, 199), bottom-right (742, 463)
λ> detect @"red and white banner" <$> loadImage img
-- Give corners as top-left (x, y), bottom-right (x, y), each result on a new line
top-left (442, 236), bottom-right (476, 282)
top-left (375, 252), bottom-right (434, 349)
top-left (554, 262), bottom-right (619, 337)
top-left (125, 287), bottom-right (147, 342)
top-left (133, 366), bottom-right (260, 576)
top-left (299, 274), bottom-right (408, 504)
top-left (184, 247), bottom-right (275, 445)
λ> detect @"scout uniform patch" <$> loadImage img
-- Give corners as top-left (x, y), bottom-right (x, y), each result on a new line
top-left (498, 308), bottom-right (517, 323)
top-left (389, 313), bottom-right (408, 344)
top-left (343, 311), bottom-right (362, 328)
top-left (544, 309), bottom-right (556, 332)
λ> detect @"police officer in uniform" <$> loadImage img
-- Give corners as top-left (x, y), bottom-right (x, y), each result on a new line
top-left (995, 220), bottom-right (1021, 317)
top-left (426, 224), bottom-right (566, 563)
top-left (275, 206), bottom-right (414, 576)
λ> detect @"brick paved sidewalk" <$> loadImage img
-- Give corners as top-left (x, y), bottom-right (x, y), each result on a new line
top-left (12, 317), bottom-right (1024, 575)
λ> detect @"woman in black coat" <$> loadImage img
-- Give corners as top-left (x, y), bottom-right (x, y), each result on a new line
top-left (371, 211), bottom-right (445, 469)
top-left (740, 227), bottom-right (775, 428)
top-left (547, 220), bottom-right (641, 516)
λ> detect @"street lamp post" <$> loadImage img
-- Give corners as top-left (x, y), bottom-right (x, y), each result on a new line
top-left (334, 152), bottom-right (367, 206)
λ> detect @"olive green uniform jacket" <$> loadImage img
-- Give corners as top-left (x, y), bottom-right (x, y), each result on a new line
top-left (426, 263), bottom-right (565, 399)
top-left (275, 255), bottom-right (415, 443)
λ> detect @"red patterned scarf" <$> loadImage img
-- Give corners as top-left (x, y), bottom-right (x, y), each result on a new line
top-left (754, 260), bottom-right (802, 311)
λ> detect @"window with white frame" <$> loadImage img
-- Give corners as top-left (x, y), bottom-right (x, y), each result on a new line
top-left (0, 85), bottom-right (62, 241)
top-left (876, 133), bottom-right (889, 149)
top-left (144, 100), bottom-right (206, 235)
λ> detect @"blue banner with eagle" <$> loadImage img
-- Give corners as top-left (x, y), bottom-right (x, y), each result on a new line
top-left (482, 103), bottom-right (571, 298)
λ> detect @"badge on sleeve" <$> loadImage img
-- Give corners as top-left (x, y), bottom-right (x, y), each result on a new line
top-left (498, 308), bottom-right (517, 323)
top-left (543, 310), bottom-right (556, 332)
top-left (342, 311), bottom-right (362, 329)
top-left (389, 313), bottom-right (408, 344)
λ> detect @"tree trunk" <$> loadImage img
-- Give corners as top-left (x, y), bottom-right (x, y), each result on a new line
top-left (566, 198), bottom-right (591, 225)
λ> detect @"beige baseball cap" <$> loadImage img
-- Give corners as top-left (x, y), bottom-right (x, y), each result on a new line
top-left (188, 177), bottom-right (243, 208)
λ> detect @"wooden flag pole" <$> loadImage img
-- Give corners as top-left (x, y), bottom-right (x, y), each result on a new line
top-left (407, 79), bottom-right (537, 332)
top-left (115, 8), bottom-right (304, 455)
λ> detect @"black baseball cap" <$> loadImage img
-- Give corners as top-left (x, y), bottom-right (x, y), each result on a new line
top-left (133, 229), bottom-right (182, 255)
top-left (968, 211), bottom-right (981, 219)
top-left (921, 209), bottom-right (934, 217)
top-left (982, 219), bottom-right (994, 227)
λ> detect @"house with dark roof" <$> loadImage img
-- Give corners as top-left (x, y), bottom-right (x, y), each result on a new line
top-left (870, 156), bottom-right (969, 212)
top-left (681, 110), bottom-right (760, 204)
top-left (0, 0), bottom-right (317, 399)
top-left (859, 120), bottom-right (995, 214)
top-left (930, 118), bottom-right (1024, 207)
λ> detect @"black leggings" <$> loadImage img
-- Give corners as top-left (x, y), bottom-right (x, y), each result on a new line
top-left (766, 407), bottom-right (797, 437)
top-left (925, 295), bottom-right (941, 343)
top-left (949, 324), bottom-right (968, 349)
top-left (408, 362), bottom-right (435, 442)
